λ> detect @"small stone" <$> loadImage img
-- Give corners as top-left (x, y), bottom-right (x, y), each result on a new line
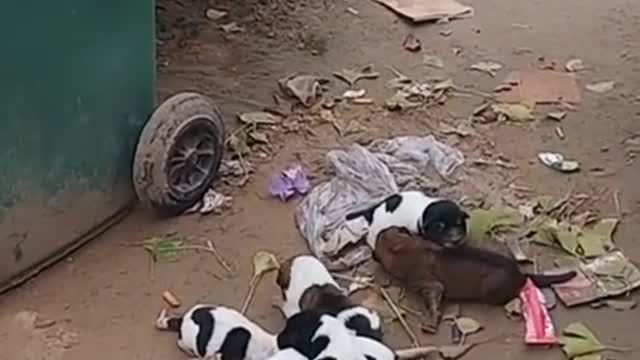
top-left (205, 8), bottom-right (228, 21)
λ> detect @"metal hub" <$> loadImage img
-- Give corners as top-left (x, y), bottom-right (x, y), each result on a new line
top-left (167, 119), bottom-right (217, 194)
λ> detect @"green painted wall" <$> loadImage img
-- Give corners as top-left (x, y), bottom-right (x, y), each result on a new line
top-left (0, 1), bottom-right (155, 287)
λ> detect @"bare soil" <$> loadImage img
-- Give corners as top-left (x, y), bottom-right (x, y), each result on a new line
top-left (2, 0), bottom-right (640, 359)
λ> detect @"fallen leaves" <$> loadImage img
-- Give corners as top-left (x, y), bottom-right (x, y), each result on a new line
top-left (332, 64), bottom-right (380, 86)
top-left (546, 111), bottom-right (567, 121)
top-left (403, 33), bottom-right (422, 52)
top-left (454, 317), bottom-right (483, 344)
top-left (468, 208), bottom-right (523, 241)
top-left (423, 54), bottom-right (445, 69)
top-left (241, 251), bottom-right (280, 314)
top-left (143, 234), bottom-right (184, 263)
top-left (533, 218), bottom-right (619, 258)
top-left (559, 322), bottom-right (628, 359)
top-left (491, 103), bottom-right (534, 122)
top-left (565, 59), bottom-right (585, 72)
top-left (586, 81), bottom-right (615, 93)
top-left (470, 61), bottom-right (503, 77)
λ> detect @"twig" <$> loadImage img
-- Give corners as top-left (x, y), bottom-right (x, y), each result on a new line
top-left (398, 304), bottom-right (424, 317)
top-left (206, 241), bottom-right (234, 276)
top-left (241, 276), bottom-right (260, 314)
top-left (613, 189), bottom-right (622, 219)
top-left (331, 273), bottom-right (420, 347)
top-left (380, 287), bottom-right (420, 347)
top-left (394, 346), bottom-right (439, 359)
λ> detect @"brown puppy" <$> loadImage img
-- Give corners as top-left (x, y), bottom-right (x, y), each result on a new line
top-left (373, 227), bottom-right (576, 331)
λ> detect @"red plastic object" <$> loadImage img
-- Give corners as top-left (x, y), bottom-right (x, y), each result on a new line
top-left (519, 278), bottom-right (557, 345)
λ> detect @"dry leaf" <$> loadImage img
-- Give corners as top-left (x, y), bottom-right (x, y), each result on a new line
top-left (320, 109), bottom-right (342, 135)
top-left (491, 103), bottom-right (534, 122)
top-left (238, 112), bottom-right (281, 126)
top-left (538, 152), bottom-right (580, 173)
top-left (206, 8), bottom-right (228, 20)
top-left (546, 111), bottom-right (567, 121)
top-left (605, 299), bottom-right (637, 311)
top-left (220, 22), bottom-right (244, 33)
top-left (565, 59), bottom-right (585, 72)
top-left (455, 317), bottom-right (482, 335)
top-left (586, 81), bottom-right (615, 93)
top-left (470, 61), bottom-right (503, 77)
top-left (252, 251), bottom-right (280, 276)
top-left (423, 55), bottom-right (445, 69)
top-left (403, 33), bottom-right (422, 52)
top-left (343, 89), bottom-right (366, 99)
top-left (333, 64), bottom-right (379, 86)
top-left (247, 131), bottom-right (269, 145)
top-left (434, 78), bottom-right (455, 91)
top-left (227, 131), bottom-right (251, 156)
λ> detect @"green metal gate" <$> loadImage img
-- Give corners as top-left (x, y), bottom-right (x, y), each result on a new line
top-left (0, 1), bottom-right (155, 291)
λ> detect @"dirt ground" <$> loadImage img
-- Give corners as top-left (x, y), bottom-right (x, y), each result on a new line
top-left (2, 0), bottom-right (640, 359)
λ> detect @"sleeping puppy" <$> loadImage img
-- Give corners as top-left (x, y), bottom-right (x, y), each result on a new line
top-left (277, 255), bottom-right (382, 340)
top-left (277, 311), bottom-right (395, 360)
top-left (373, 227), bottom-right (576, 332)
top-left (266, 348), bottom-right (309, 360)
top-left (156, 304), bottom-right (278, 360)
top-left (345, 191), bottom-right (468, 250)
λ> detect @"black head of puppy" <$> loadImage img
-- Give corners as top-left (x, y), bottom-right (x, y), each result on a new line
top-left (419, 200), bottom-right (469, 248)
top-left (277, 311), bottom-right (328, 359)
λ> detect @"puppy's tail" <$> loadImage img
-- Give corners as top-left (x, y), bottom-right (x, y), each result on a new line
top-left (527, 270), bottom-right (577, 287)
top-left (345, 205), bottom-right (376, 223)
top-left (155, 308), bottom-right (182, 332)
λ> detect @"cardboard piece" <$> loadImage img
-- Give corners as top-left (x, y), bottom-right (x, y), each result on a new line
top-left (372, 0), bottom-right (474, 22)
top-left (552, 251), bottom-right (640, 307)
top-left (497, 70), bottom-right (581, 104)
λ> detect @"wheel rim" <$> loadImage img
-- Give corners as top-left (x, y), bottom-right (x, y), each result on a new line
top-left (167, 117), bottom-right (219, 195)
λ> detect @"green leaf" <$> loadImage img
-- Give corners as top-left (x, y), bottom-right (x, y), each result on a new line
top-left (468, 208), bottom-right (523, 241)
top-left (143, 234), bottom-right (184, 262)
top-left (560, 322), bottom-right (607, 359)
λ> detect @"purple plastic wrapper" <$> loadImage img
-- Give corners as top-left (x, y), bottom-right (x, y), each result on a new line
top-left (268, 165), bottom-right (310, 201)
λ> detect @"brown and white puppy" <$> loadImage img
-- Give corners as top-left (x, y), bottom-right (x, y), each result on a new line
top-left (373, 227), bottom-right (576, 331)
top-left (276, 255), bottom-right (382, 340)
top-left (156, 304), bottom-right (278, 360)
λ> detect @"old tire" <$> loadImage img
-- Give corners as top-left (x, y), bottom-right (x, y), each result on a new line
top-left (133, 92), bottom-right (226, 215)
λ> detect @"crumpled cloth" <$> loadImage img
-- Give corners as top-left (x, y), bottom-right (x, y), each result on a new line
top-left (295, 135), bottom-right (464, 270)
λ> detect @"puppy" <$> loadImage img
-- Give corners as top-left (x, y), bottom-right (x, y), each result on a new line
top-left (156, 304), bottom-right (278, 360)
top-left (277, 311), bottom-right (395, 360)
top-left (277, 255), bottom-right (382, 340)
top-left (266, 348), bottom-right (309, 360)
top-left (345, 191), bottom-right (468, 249)
top-left (373, 227), bottom-right (576, 331)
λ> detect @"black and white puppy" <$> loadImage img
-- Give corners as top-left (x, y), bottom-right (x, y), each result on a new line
top-left (156, 304), bottom-right (278, 360)
top-left (345, 191), bottom-right (468, 249)
top-left (266, 348), bottom-right (310, 360)
top-left (277, 311), bottom-right (395, 360)
top-left (276, 255), bottom-right (382, 340)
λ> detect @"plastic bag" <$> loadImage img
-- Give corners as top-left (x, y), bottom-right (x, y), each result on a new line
top-left (295, 135), bottom-right (464, 270)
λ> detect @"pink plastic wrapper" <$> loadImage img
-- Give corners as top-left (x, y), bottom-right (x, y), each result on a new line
top-left (519, 278), bottom-right (557, 345)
